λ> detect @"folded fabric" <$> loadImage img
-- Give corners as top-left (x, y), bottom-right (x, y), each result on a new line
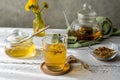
top-left (67, 16), bottom-right (120, 48)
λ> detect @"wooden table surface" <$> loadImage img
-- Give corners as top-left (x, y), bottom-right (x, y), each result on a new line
top-left (0, 28), bottom-right (120, 80)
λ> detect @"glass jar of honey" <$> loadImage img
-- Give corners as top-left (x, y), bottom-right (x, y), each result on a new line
top-left (5, 30), bottom-right (36, 58)
top-left (70, 3), bottom-right (101, 40)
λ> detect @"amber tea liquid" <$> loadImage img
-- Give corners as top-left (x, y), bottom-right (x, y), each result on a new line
top-left (43, 43), bottom-right (67, 72)
top-left (71, 26), bottom-right (101, 40)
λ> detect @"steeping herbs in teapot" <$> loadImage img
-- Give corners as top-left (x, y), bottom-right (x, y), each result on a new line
top-left (64, 2), bottom-right (101, 41)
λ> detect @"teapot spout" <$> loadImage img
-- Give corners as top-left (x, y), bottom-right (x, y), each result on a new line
top-left (63, 11), bottom-right (70, 28)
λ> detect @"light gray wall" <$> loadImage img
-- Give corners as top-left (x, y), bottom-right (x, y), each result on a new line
top-left (0, 0), bottom-right (120, 29)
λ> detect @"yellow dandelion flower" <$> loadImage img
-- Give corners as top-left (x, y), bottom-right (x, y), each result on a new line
top-left (32, 5), bottom-right (40, 13)
top-left (25, 0), bottom-right (48, 13)
top-left (43, 2), bottom-right (49, 9)
top-left (28, 0), bottom-right (38, 6)
top-left (25, 0), bottom-right (38, 11)
top-left (25, 3), bottom-right (30, 11)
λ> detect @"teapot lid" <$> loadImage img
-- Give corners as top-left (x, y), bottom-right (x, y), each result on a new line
top-left (78, 2), bottom-right (97, 22)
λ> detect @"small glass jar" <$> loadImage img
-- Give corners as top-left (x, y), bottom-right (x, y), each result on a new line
top-left (70, 3), bottom-right (101, 40)
top-left (5, 30), bottom-right (36, 58)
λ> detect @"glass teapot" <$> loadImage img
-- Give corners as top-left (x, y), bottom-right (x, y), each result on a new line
top-left (64, 3), bottom-right (101, 40)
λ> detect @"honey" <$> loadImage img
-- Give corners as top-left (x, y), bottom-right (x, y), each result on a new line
top-left (5, 30), bottom-right (36, 58)
top-left (5, 40), bottom-right (35, 58)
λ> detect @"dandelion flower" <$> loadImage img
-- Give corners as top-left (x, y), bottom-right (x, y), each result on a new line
top-left (43, 2), bottom-right (49, 9)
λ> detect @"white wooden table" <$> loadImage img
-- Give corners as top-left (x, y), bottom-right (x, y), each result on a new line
top-left (0, 28), bottom-right (120, 80)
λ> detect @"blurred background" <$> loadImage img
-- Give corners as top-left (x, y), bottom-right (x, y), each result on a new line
top-left (0, 0), bottom-right (120, 29)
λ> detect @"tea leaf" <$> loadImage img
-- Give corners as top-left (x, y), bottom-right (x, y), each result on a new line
top-left (51, 34), bottom-right (62, 43)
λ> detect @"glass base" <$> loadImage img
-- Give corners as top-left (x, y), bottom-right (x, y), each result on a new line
top-left (41, 62), bottom-right (71, 75)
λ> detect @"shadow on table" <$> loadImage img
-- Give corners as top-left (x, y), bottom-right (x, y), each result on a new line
top-left (102, 54), bottom-right (120, 63)
top-left (110, 55), bottom-right (120, 62)
top-left (25, 48), bottom-right (44, 60)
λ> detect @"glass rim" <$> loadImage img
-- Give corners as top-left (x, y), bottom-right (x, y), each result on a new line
top-left (42, 33), bottom-right (67, 44)
top-left (5, 32), bottom-right (31, 44)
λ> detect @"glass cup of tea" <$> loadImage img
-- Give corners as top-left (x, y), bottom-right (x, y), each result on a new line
top-left (42, 34), bottom-right (67, 72)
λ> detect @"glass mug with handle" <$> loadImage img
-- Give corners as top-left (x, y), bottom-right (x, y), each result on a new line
top-left (42, 34), bottom-right (67, 72)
